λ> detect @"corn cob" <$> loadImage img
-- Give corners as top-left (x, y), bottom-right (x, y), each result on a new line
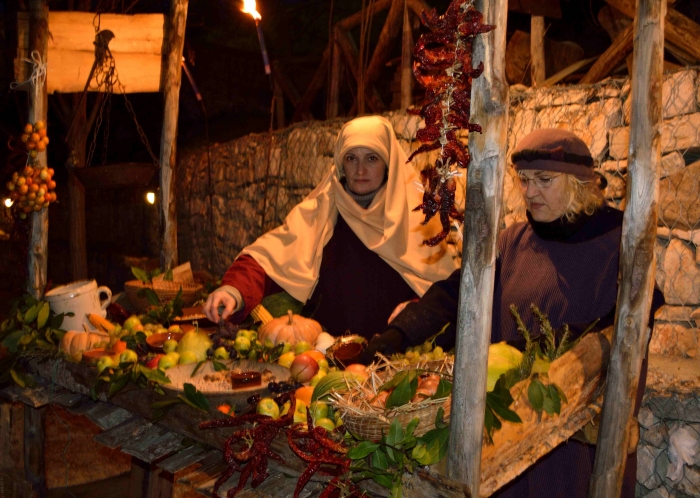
top-left (88, 313), bottom-right (116, 334)
top-left (250, 304), bottom-right (274, 325)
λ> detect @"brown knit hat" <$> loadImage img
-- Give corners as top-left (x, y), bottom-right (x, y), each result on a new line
top-left (511, 128), bottom-right (595, 181)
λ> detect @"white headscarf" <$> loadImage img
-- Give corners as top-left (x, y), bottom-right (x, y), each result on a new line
top-left (240, 116), bottom-right (458, 302)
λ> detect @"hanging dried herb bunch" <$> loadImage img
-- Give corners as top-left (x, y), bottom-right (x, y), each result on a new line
top-left (409, 0), bottom-right (495, 246)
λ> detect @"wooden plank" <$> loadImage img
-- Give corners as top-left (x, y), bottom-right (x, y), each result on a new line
top-left (50, 392), bottom-right (85, 408)
top-left (121, 426), bottom-right (187, 463)
top-left (15, 49), bottom-right (164, 94)
top-left (542, 56), bottom-right (596, 87)
top-left (23, 405), bottom-right (46, 497)
top-left (72, 162), bottom-right (158, 189)
top-left (17, 12), bottom-right (165, 54)
top-left (157, 445), bottom-right (208, 474)
top-left (64, 398), bottom-right (99, 416)
top-left (530, 15), bottom-right (545, 87)
top-left (327, 34), bottom-right (342, 120)
top-left (159, 0), bottom-right (189, 270)
top-left (93, 415), bottom-right (153, 449)
top-left (25, 0), bottom-right (49, 300)
top-left (271, 60), bottom-right (301, 107)
top-left (0, 403), bottom-right (12, 470)
top-left (177, 450), bottom-right (227, 490)
top-left (85, 402), bottom-right (134, 430)
top-left (589, 0), bottom-right (665, 495)
top-left (445, 0), bottom-right (508, 494)
top-left (579, 22), bottom-right (634, 84)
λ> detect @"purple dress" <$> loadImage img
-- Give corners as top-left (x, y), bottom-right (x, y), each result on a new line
top-left (388, 206), bottom-right (663, 498)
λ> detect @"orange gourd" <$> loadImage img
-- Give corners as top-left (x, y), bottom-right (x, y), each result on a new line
top-left (258, 310), bottom-right (322, 346)
top-left (59, 331), bottom-right (109, 355)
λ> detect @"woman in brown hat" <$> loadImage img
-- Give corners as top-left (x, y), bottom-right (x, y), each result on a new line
top-left (365, 128), bottom-right (663, 498)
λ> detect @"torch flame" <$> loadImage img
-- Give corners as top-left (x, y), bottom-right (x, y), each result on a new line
top-left (242, 0), bottom-right (261, 20)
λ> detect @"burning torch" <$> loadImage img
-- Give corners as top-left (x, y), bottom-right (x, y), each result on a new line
top-left (242, 0), bottom-right (271, 76)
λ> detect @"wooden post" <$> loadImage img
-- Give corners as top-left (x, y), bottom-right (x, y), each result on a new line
top-left (446, 0), bottom-right (509, 492)
top-left (530, 15), bottom-right (545, 87)
top-left (400, 0), bottom-right (413, 110)
top-left (159, 0), bottom-right (188, 270)
top-left (26, 0), bottom-right (49, 299)
top-left (327, 31), bottom-right (342, 120)
top-left (23, 405), bottom-right (46, 497)
top-left (274, 78), bottom-right (285, 129)
top-left (588, 0), bottom-right (664, 496)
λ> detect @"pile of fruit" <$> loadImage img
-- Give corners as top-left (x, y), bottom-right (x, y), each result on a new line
top-left (5, 121), bottom-right (56, 219)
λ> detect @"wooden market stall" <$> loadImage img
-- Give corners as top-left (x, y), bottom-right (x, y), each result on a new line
top-left (1, 0), bottom-right (676, 497)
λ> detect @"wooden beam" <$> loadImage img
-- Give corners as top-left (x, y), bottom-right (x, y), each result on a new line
top-left (400, 0), bottom-right (413, 110)
top-left (589, 0), bottom-right (664, 495)
top-left (23, 405), bottom-right (46, 497)
top-left (542, 56), bottom-right (596, 86)
top-left (159, 0), bottom-right (188, 270)
top-left (327, 33), bottom-right (342, 120)
top-left (292, 42), bottom-right (330, 122)
top-left (363, 0), bottom-right (404, 93)
top-left (579, 22), bottom-right (633, 85)
top-left (605, 0), bottom-right (700, 62)
top-left (530, 15), bottom-right (545, 87)
top-left (337, 0), bottom-right (392, 30)
top-left (446, 0), bottom-right (509, 493)
top-left (271, 60), bottom-right (301, 107)
top-left (26, 0), bottom-right (49, 300)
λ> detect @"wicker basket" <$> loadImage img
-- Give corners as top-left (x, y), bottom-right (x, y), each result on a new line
top-left (333, 355), bottom-right (453, 441)
top-left (124, 279), bottom-right (153, 313)
top-left (152, 279), bottom-right (203, 307)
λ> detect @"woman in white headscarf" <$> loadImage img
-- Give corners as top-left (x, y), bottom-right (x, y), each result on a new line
top-left (203, 115), bottom-right (458, 338)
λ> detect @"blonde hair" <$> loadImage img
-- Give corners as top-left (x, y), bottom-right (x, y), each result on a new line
top-left (561, 174), bottom-right (605, 222)
top-left (511, 170), bottom-right (604, 223)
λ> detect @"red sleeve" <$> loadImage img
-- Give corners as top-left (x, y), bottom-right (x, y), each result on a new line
top-left (222, 254), bottom-right (284, 322)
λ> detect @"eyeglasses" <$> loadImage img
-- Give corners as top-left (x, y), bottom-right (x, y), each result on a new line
top-left (517, 173), bottom-right (561, 189)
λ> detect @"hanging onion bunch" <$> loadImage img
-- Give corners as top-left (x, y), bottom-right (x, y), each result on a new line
top-left (408, 0), bottom-right (494, 246)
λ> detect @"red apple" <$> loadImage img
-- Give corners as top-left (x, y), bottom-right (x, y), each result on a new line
top-left (145, 354), bottom-right (164, 370)
top-left (289, 354), bottom-right (319, 383)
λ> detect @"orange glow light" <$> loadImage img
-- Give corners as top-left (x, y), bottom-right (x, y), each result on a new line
top-left (242, 0), bottom-right (261, 20)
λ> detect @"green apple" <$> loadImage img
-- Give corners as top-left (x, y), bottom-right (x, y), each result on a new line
top-left (123, 315), bottom-right (142, 332)
top-left (162, 339), bottom-right (178, 353)
top-left (179, 351), bottom-right (198, 365)
top-left (293, 400), bottom-right (308, 424)
top-left (119, 349), bottom-right (138, 364)
top-left (263, 338), bottom-right (275, 349)
top-left (334, 415), bottom-right (344, 428)
top-left (277, 351), bottom-right (295, 369)
top-left (317, 358), bottom-right (329, 372)
top-left (294, 341), bottom-right (312, 355)
top-left (315, 417), bottom-right (336, 431)
top-left (280, 400), bottom-right (291, 416)
top-left (238, 330), bottom-right (257, 341)
top-left (168, 324), bottom-right (182, 333)
top-left (131, 323), bottom-right (145, 333)
top-left (96, 356), bottom-right (114, 373)
top-left (234, 336), bottom-right (251, 354)
top-left (309, 370), bottom-right (327, 387)
top-left (158, 352), bottom-right (179, 370)
top-left (309, 401), bottom-right (328, 421)
top-left (256, 397), bottom-right (280, 419)
top-left (213, 347), bottom-right (230, 360)
top-left (282, 342), bottom-right (294, 354)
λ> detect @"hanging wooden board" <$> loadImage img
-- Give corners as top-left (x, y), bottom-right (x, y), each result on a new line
top-left (15, 12), bottom-right (166, 93)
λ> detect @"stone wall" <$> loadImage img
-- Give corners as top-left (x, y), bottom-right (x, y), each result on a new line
top-left (178, 67), bottom-right (700, 497)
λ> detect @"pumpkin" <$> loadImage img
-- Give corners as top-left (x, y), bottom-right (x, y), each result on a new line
top-left (60, 330), bottom-right (110, 355)
top-left (258, 310), bottom-right (322, 346)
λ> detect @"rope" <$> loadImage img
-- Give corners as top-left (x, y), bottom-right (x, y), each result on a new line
top-left (10, 51), bottom-right (47, 102)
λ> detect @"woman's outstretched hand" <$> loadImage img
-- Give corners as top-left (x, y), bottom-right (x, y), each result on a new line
top-left (203, 288), bottom-right (237, 323)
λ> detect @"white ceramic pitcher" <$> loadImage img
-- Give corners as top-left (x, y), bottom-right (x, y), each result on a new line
top-left (45, 280), bottom-right (112, 332)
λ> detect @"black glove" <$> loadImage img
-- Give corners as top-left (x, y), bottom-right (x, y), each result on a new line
top-left (358, 328), bottom-right (405, 365)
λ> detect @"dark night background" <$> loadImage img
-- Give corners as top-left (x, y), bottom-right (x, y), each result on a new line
top-left (0, 0), bottom-right (698, 307)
